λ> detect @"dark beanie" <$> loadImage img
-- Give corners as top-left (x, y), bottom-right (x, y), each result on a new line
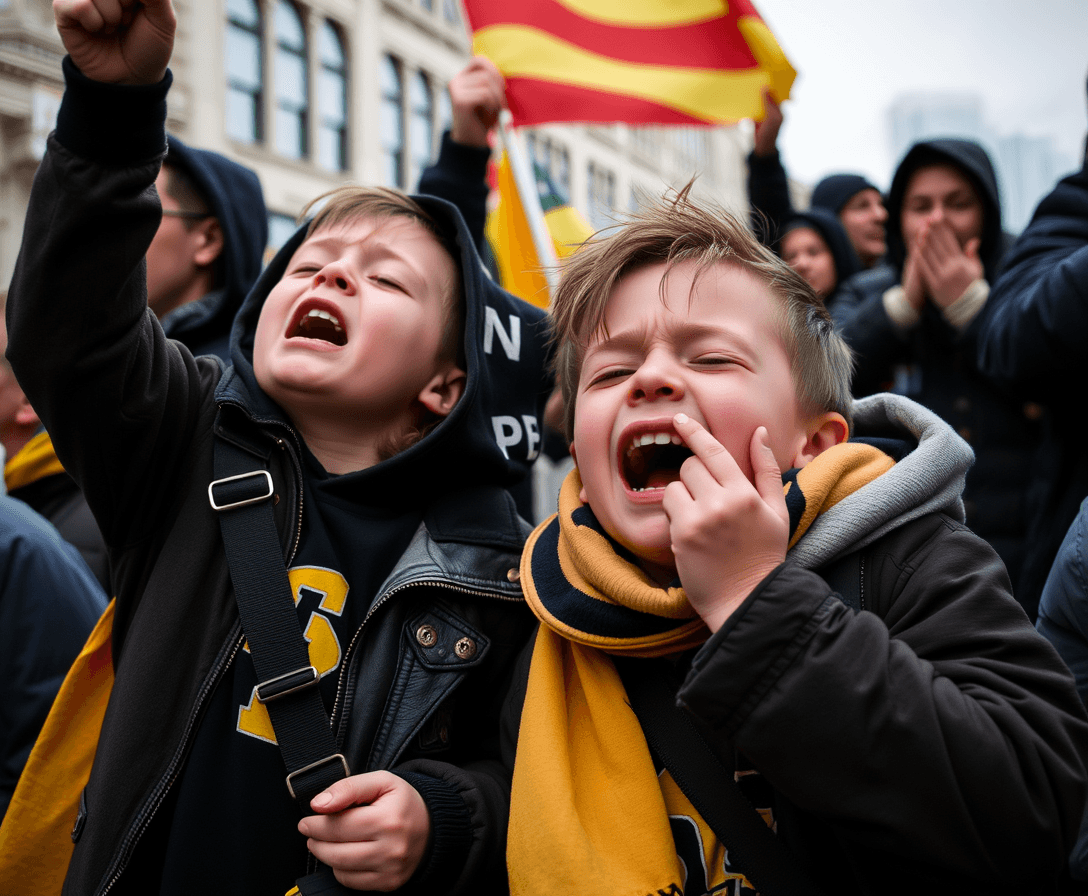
top-left (811, 173), bottom-right (881, 214)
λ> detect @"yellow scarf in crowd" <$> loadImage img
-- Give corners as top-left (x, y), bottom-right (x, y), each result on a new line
top-left (4, 430), bottom-right (66, 492)
top-left (508, 442), bottom-right (894, 896)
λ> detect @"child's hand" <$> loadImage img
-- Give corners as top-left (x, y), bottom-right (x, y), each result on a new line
top-left (915, 217), bottom-right (983, 309)
top-left (298, 771), bottom-right (430, 891)
top-left (54, 0), bottom-right (175, 85)
top-left (662, 414), bottom-right (789, 632)
top-left (448, 56), bottom-right (506, 148)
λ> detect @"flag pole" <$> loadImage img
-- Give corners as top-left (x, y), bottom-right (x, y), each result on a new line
top-left (498, 110), bottom-right (560, 299)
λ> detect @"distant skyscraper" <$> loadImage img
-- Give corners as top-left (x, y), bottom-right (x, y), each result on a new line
top-left (886, 91), bottom-right (1070, 234)
top-left (887, 93), bottom-right (989, 165)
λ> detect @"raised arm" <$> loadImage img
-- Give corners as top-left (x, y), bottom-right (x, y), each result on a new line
top-left (6, 0), bottom-right (213, 550)
top-left (416, 56), bottom-right (505, 255)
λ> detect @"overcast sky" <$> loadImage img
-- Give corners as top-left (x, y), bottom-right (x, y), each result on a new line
top-left (751, 0), bottom-right (1088, 192)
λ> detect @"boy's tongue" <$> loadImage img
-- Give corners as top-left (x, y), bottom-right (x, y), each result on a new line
top-left (645, 470), bottom-right (682, 489)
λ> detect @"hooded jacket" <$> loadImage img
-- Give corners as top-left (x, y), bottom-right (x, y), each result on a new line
top-left (500, 393), bottom-right (1088, 894)
top-left (746, 147), bottom-right (880, 253)
top-left (830, 138), bottom-right (1042, 614)
top-left (780, 207), bottom-right (862, 305)
top-left (0, 496), bottom-right (107, 825)
top-left (976, 159), bottom-right (1088, 617)
top-left (5, 59), bottom-right (552, 895)
top-left (157, 134), bottom-right (268, 361)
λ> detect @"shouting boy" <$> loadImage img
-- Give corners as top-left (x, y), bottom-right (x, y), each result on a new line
top-left (3, 0), bottom-right (552, 893)
top-left (503, 190), bottom-right (1088, 895)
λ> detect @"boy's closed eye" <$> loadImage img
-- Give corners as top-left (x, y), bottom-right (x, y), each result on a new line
top-left (587, 368), bottom-right (634, 387)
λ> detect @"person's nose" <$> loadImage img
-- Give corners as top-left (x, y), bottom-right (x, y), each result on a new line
top-left (626, 352), bottom-right (684, 406)
top-left (312, 262), bottom-right (355, 295)
top-left (874, 202), bottom-right (888, 223)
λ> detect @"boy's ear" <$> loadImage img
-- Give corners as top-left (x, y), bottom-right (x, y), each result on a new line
top-left (417, 365), bottom-right (467, 418)
top-left (790, 412), bottom-right (849, 468)
top-left (568, 444), bottom-right (591, 504)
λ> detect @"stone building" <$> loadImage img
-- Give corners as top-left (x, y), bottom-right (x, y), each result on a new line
top-left (0, 0), bottom-right (748, 284)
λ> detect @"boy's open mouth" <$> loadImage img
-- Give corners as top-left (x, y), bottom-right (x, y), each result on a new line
top-left (287, 301), bottom-right (347, 346)
top-left (621, 429), bottom-right (693, 492)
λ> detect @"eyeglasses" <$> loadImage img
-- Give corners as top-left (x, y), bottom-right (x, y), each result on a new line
top-left (161, 209), bottom-right (211, 220)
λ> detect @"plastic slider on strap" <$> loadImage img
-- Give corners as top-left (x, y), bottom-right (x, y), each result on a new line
top-left (286, 753), bottom-right (350, 800)
top-left (208, 470), bottom-right (274, 511)
top-left (256, 665), bottom-right (319, 703)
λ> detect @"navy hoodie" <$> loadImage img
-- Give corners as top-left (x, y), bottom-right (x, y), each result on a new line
top-left (158, 135), bottom-right (268, 361)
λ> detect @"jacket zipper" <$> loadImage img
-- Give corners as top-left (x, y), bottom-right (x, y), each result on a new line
top-left (330, 580), bottom-right (522, 739)
top-left (99, 419), bottom-right (305, 895)
top-left (98, 630), bottom-right (246, 896)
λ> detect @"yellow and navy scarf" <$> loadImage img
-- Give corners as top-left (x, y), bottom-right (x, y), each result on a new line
top-left (4, 430), bottom-right (66, 493)
top-left (508, 442), bottom-right (894, 896)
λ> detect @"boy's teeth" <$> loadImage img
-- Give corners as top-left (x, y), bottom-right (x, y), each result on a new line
top-left (626, 431), bottom-right (682, 453)
top-left (306, 308), bottom-right (343, 330)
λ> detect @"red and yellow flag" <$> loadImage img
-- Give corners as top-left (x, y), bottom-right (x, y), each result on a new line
top-left (463, 0), bottom-right (795, 127)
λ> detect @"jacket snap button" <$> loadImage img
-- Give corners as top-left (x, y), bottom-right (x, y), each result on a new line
top-left (416, 624), bottom-right (438, 647)
top-left (506, 568), bottom-right (520, 583)
top-left (455, 637), bottom-right (477, 660)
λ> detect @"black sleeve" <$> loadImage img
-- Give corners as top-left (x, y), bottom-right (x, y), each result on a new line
top-left (747, 149), bottom-right (795, 249)
top-left (678, 517), bottom-right (1088, 891)
top-left (417, 131), bottom-right (492, 257)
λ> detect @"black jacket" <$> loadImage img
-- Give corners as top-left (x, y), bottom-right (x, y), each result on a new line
top-left (830, 139), bottom-right (1041, 613)
top-left (976, 160), bottom-right (1088, 615)
top-left (6, 60), bottom-right (552, 895)
top-left (501, 394), bottom-right (1088, 894)
top-left (0, 496), bottom-right (107, 825)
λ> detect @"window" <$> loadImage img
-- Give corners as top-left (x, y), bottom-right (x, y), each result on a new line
top-left (274, 1), bottom-right (308, 159)
top-left (268, 212), bottom-right (300, 257)
top-left (408, 72), bottom-right (434, 190)
top-left (437, 85), bottom-right (452, 138)
top-left (317, 21), bottom-right (348, 171)
top-left (226, 0), bottom-right (263, 143)
top-left (587, 162), bottom-right (616, 230)
top-left (380, 55), bottom-right (405, 188)
top-left (528, 134), bottom-right (571, 197)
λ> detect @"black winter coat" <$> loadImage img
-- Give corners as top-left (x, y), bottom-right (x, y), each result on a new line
top-left (6, 62), bottom-right (549, 896)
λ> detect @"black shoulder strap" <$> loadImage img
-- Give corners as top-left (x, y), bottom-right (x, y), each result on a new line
top-left (210, 436), bottom-right (350, 807)
top-left (616, 658), bottom-right (822, 896)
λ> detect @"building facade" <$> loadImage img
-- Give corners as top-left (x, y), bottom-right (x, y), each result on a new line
top-left (0, 0), bottom-right (749, 285)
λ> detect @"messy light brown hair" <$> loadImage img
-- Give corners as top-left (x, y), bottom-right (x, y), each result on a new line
top-left (552, 185), bottom-right (854, 439)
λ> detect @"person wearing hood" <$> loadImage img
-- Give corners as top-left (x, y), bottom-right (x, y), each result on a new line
top-left (150, 134), bottom-right (268, 362)
top-left (2, 1), bottom-right (553, 893)
top-left (748, 89), bottom-right (888, 268)
top-left (779, 207), bottom-right (862, 305)
top-left (831, 138), bottom-right (1041, 616)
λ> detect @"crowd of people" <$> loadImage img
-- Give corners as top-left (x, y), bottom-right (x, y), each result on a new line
top-left (0, 1), bottom-right (1086, 894)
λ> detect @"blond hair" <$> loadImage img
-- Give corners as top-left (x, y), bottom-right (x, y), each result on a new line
top-left (552, 186), bottom-right (854, 438)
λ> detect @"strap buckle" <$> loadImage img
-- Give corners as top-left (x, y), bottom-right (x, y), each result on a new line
top-left (286, 754), bottom-right (350, 800)
top-left (256, 665), bottom-right (319, 703)
top-left (208, 470), bottom-right (273, 511)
